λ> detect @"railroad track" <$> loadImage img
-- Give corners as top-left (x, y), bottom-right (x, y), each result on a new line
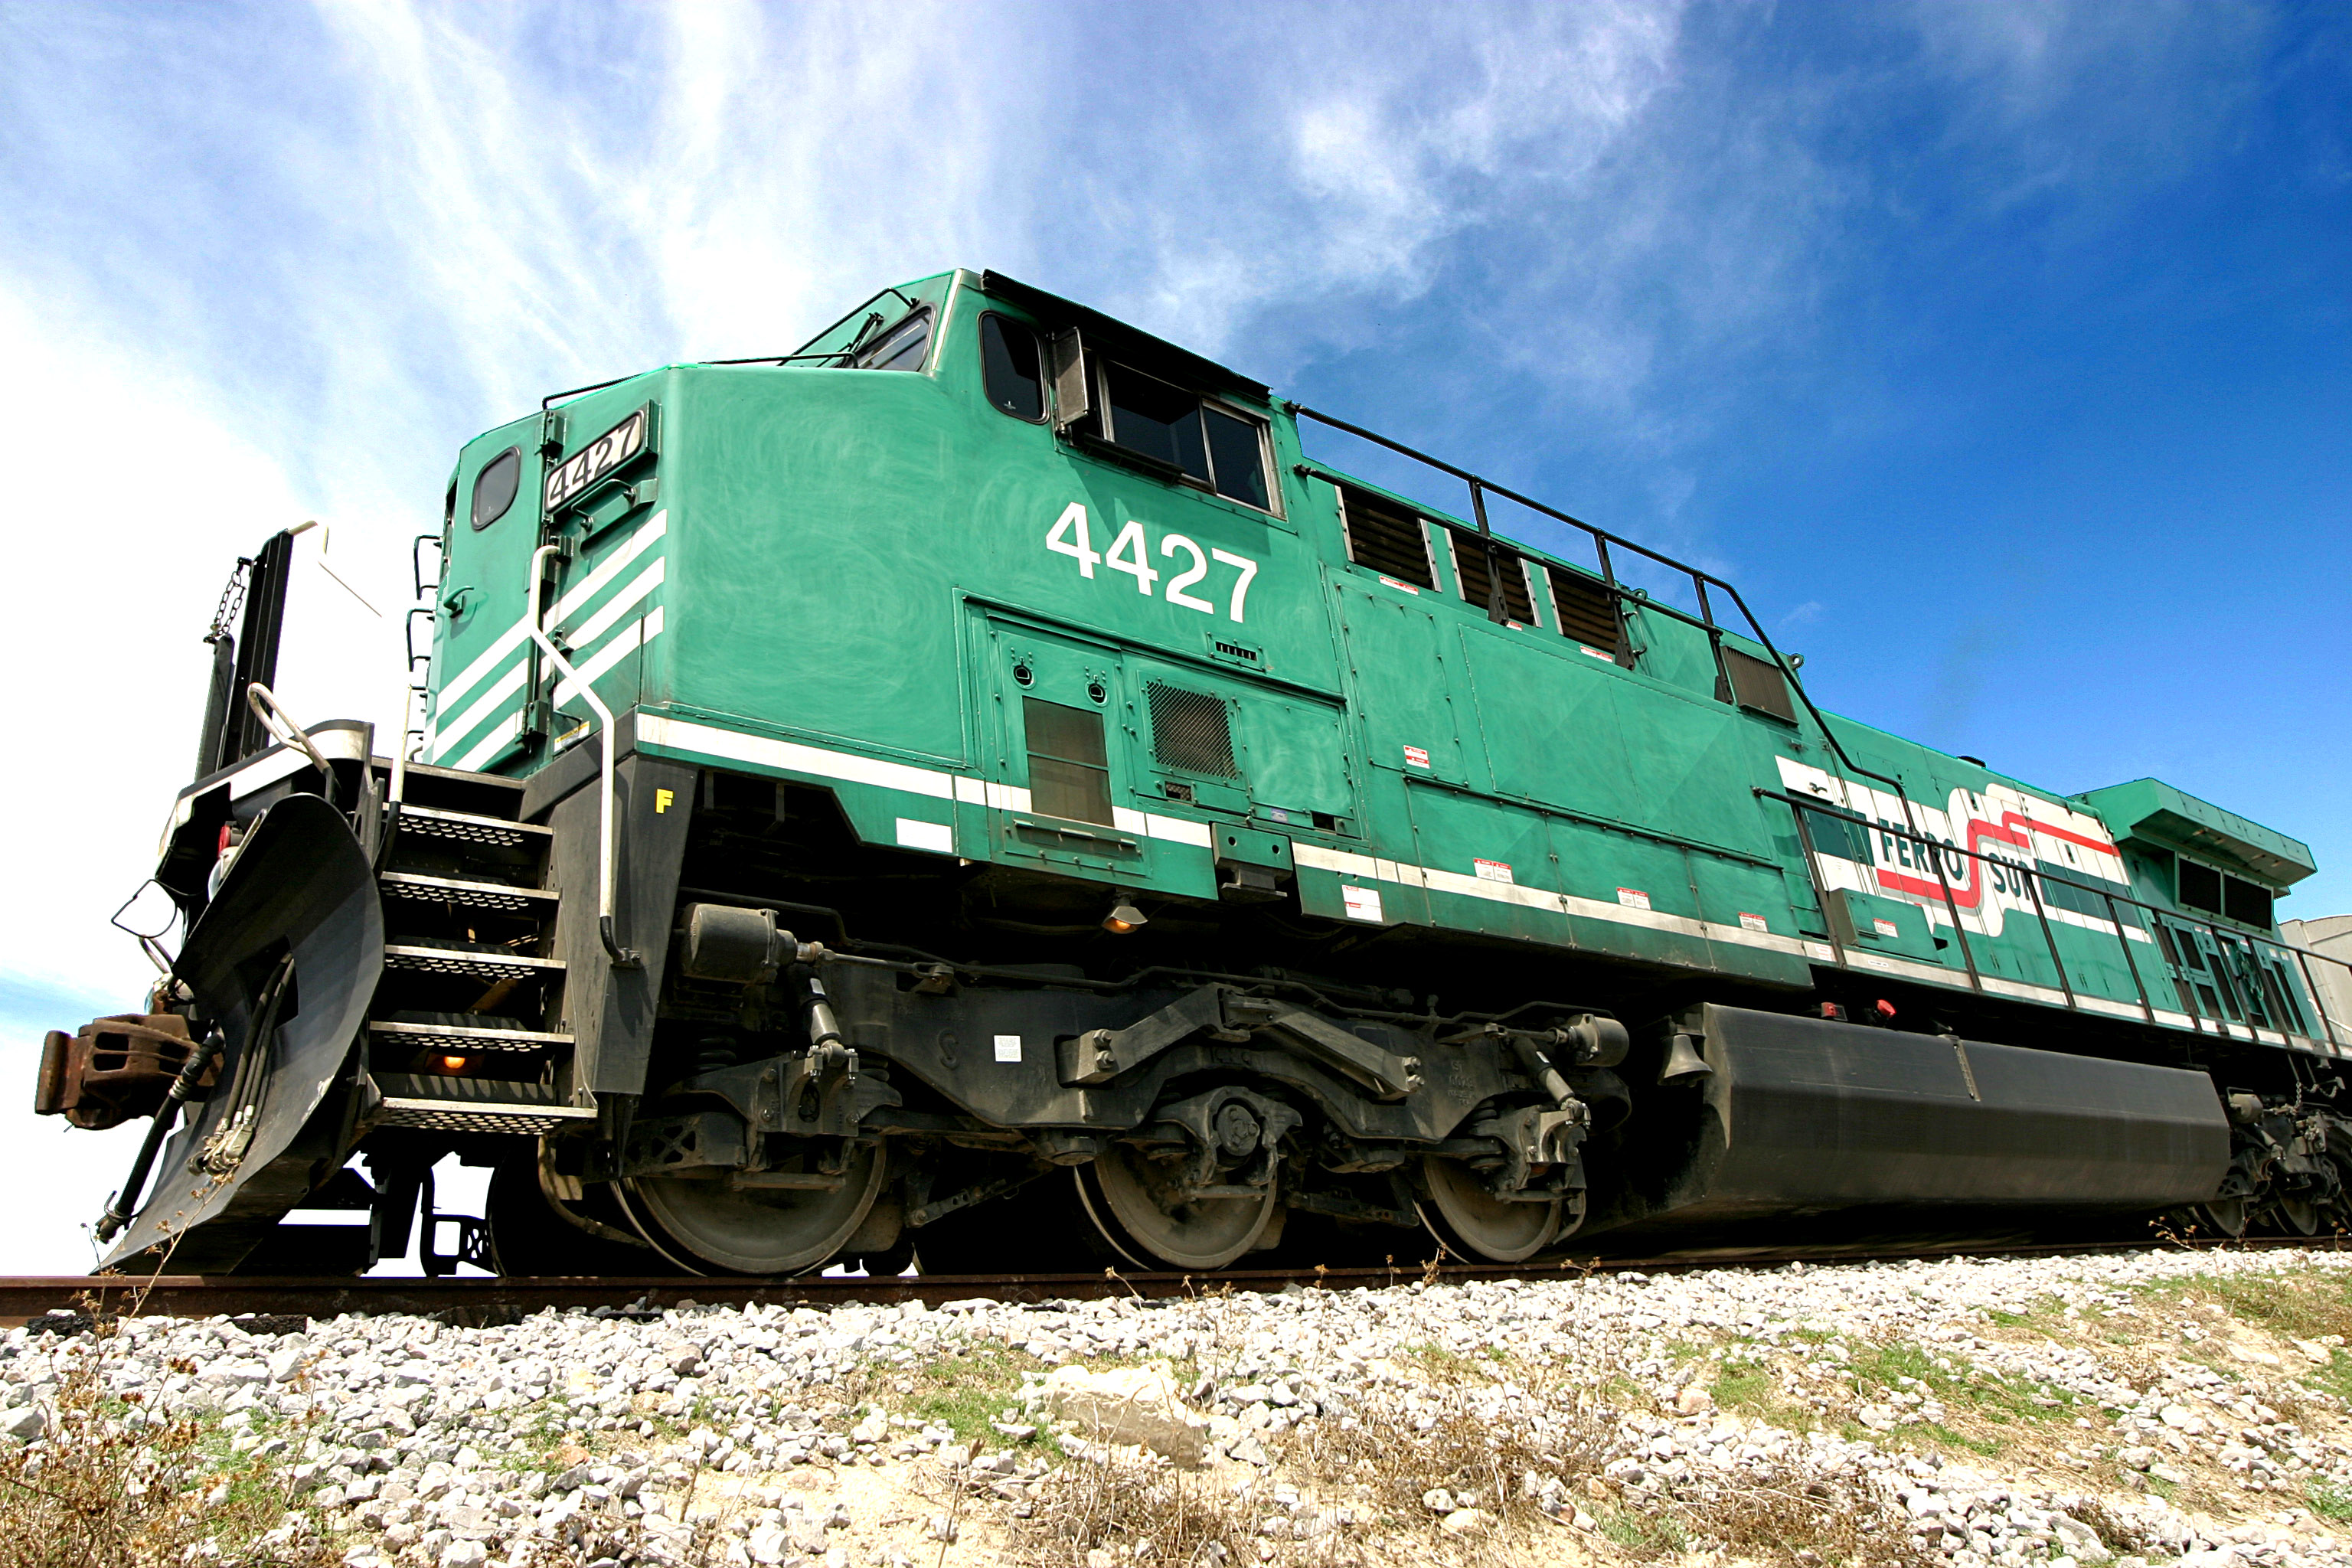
top-left (3, 1232), bottom-right (2339, 1327)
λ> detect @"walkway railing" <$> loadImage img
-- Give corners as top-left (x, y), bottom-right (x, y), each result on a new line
top-left (1757, 786), bottom-right (2352, 1057)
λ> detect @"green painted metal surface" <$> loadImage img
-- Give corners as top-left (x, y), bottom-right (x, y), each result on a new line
top-left (2081, 778), bottom-right (2318, 888)
top-left (419, 267), bottom-right (2331, 1054)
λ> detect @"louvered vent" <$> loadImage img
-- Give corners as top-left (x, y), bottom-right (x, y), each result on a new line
top-left (1340, 488), bottom-right (1436, 588)
top-left (1147, 684), bottom-right (1240, 778)
top-left (1445, 527), bottom-right (1535, 622)
top-left (1547, 565), bottom-right (1622, 656)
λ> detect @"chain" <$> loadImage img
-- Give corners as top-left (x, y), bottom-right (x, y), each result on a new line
top-left (204, 556), bottom-right (254, 643)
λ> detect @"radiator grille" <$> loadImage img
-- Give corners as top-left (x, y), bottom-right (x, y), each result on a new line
top-left (1147, 684), bottom-right (1240, 778)
top-left (1339, 488), bottom-right (1436, 588)
top-left (1546, 565), bottom-right (1623, 656)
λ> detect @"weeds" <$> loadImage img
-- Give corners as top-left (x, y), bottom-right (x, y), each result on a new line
top-left (1684, 1476), bottom-right (1929, 1568)
top-left (2069, 1496), bottom-right (2164, 1558)
top-left (851, 1342), bottom-right (1057, 1451)
top-left (0, 1309), bottom-right (332, 1568)
top-left (1982, 1295), bottom-right (2069, 1334)
top-left (1009, 1454), bottom-right (1260, 1567)
top-left (2188, 1272), bottom-right (2352, 1344)
top-left (1596, 1501), bottom-right (1690, 1553)
top-left (1847, 1338), bottom-right (2079, 1433)
top-left (1711, 1354), bottom-right (1820, 1433)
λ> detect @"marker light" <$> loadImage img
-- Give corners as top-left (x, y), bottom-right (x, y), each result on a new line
top-left (1102, 902), bottom-right (1148, 936)
top-left (437, 1054), bottom-right (469, 1073)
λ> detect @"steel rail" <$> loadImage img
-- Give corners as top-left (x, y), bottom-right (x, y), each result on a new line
top-left (6, 1234), bottom-right (2336, 1327)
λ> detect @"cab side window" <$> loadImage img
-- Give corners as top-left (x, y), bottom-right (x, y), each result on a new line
top-left (470, 448), bottom-right (521, 531)
top-left (1099, 364), bottom-right (1272, 510)
top-left (981, 315), bottom-right (1044, 419)
top-left (1031, 321), bottom-right (1278, 513)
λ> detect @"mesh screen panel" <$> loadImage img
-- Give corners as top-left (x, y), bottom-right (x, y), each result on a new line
top-left (1147, 683), bottom-right (1240, 778)
top-left (1723, 648), bottom-right (1797, 721)
top-left (2224, 876), bottom-right (2273, 929)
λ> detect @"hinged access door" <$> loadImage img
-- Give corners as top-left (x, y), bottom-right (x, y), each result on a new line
top-left (980, 619), bottom-right (1155, 883)
top-left (1335, 583), bottom-right (1470, 786)
top-left (426, 432), bottom-right (548, 772)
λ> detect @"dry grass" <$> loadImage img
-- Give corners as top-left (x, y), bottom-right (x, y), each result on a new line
top-left (1677, 1474), bottom-right (1929, 1568)
top-left (2069, 1495), bottom-right (2167, 1559)
top-left (2182, 1269), bottom-right (2352, 1344)
top-left (0, 1308), bottom-right (332, 1568)
top-left (1008, 1452), bottom-right (1263, 1567)
top-left (1297, 1402), bottom-right (1569, 1535)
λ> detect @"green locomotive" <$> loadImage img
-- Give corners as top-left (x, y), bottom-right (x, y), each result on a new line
top-left (41, 270), bottom-right (2352, 1277)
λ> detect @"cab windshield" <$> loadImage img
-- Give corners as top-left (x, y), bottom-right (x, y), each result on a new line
top-left (848, 310), bottom-right (931, 373)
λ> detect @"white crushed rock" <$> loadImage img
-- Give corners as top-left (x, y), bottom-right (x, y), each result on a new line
top-left (5, 1245), bottom-right (2352, 1565)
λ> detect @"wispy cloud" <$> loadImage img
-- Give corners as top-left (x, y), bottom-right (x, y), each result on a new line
top-left (1909, 0), bottom-right (2274, 216)
top-left (0, 0), bottom-right (2321, 1272)
top-left (0, 0), bottom-right (2289, 1006)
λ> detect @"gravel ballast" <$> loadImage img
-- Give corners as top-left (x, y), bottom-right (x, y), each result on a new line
top-left (9, 1245), bottom-right (2352, 1566)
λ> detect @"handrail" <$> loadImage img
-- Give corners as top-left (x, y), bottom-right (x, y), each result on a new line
top-left (388, 682), bottom-right (413, 810)
top-left (243, 684), bottom-right (334, 777)
top-left (375, 681), bottom-right (414, 876)
top-left (1755, 786), bottom-right (2352, 1053)
top-left (1285, 404), bottom-right (1934, 846)
top-left (525, 544), bottom-right (639, 969)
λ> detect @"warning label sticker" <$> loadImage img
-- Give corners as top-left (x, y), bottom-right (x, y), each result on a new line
top-left (1402, 745), bottom-right (1431, 770)
top-left (993, 1034), bottom-right (1023, 1063)
top-left (1342, 885), bottom-right (1385, 923)
top-left (1873, 918), bottom-right (1900, 938)
top-left (1738, 912), bottom-right (1769, 933)
top-left (1473, 859), bottom-right (1514, 884)
top-left (1616, 888), bottom-right (1651, 910)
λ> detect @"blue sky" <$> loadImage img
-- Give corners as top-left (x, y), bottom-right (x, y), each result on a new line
top-left (0, 1), bottom-right (2344, 1267)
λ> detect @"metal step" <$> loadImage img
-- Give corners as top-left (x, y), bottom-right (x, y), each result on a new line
top-left (369, 1018), bottom-right (574, 1054)
top-left (379, 871), bottom-right (560, 915)
top-left (393, 804), bottom-right (551, 851)
top-left (369, 1072), bottom-right (595, 1136)
top-left (384, 942), bottom-right (567, 982)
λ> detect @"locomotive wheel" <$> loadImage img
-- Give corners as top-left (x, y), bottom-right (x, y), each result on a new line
top-left (1074, 1144), bottom-right (1277, 1272)
top-left (485, 1161), bottom-right (680, 1276)
top-left (1416, 1155), bottom-right (1565, 1263)
top-left (2199, 1197), bottom-right (2250, 1237)
top-left (2276, 1195), bottom-right (2321, 1236)
top-left (616, 1145), bottom-right (885, 1276)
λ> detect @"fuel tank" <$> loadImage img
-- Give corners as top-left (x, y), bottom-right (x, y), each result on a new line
top-left (1588, 1003), bottom-right (2230, 1239)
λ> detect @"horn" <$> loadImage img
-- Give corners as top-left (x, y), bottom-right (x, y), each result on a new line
top-left (1659, 1032), bottom-right (1713, 1085)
